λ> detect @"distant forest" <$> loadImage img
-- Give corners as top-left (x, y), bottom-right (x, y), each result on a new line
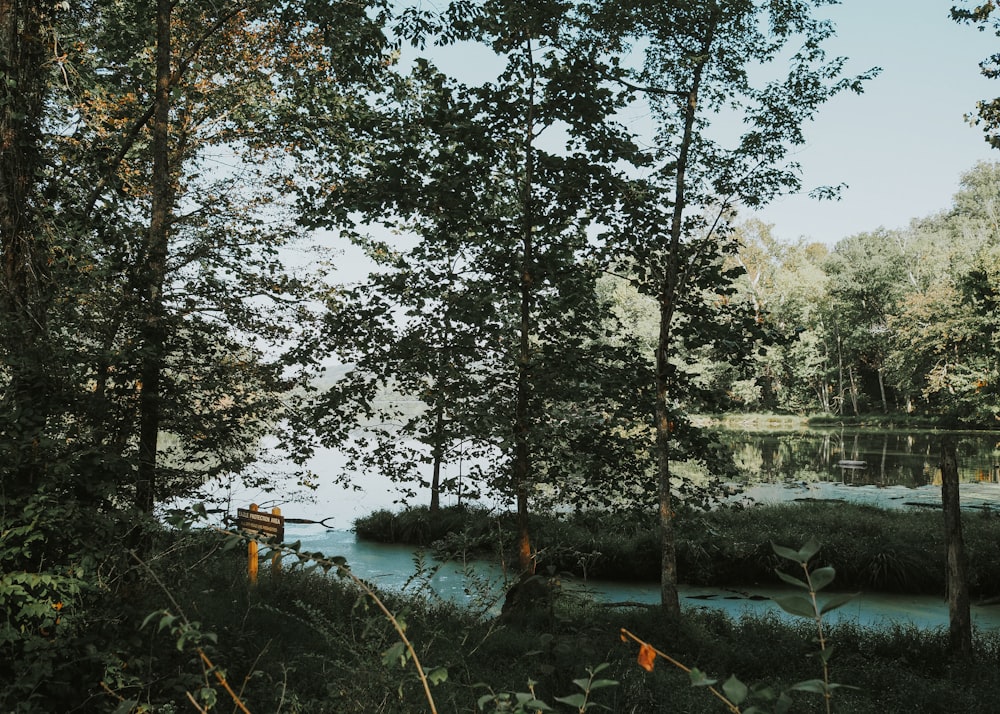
top-left (679, 160), bottom-right (1000, 423)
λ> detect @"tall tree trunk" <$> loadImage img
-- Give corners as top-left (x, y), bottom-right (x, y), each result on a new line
top-left (430, 402), bottom-right (444, 512)
top-left (655, 10), bottom-right (718, 617)
top-left (940, 434), bottom-right (972, 659)
top-left (0, 0), bottom-right (52, 499)
top-left (513, 34), bottom-right (536, 574)
top-left (835, 331), bottom-right (845, 416)
top-left (136, 0), bottom-right (174, 514)
top-left (655, 312), bottom-right (679, 614)
top-left (429, 314), bottom-right (453, 513)
top-left (847, 365), bottom-right (859, 416)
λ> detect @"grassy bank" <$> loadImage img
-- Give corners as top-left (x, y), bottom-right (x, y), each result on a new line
top-left (355, 502), bottom-right (1000, 598)
top-left (697, 411), bottom-right (996, 431)
top-left (28, 526), bottom-right (1000, 713)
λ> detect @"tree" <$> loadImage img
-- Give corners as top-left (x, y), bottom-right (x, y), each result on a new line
top-left (55, 0), bottom-right (395, 514)
top-left (0, 0), bottom-right (61, 502)
top-left (730, 221), bottom-right (831, 413)
top-left (314, 231), bottom-right (505, 512)
top-left (880, 161), bottom-right (1000, 658)
top-left (882, 164), bottom-right (1000, 422)
top-left (952, 2), bottom-right (1000, 148)
top-left (941, 434), bottom-right (973, 659)
top-left (0, 1), bottom-right (409, 705)
top-left (0, 1), bottom-right (395, 695)
top-left (822, 230), bottom-right (912, 414)
top-left (299, 0), bottom-right (651, 573)
top-left (603, 0), bottom-right (877, 615)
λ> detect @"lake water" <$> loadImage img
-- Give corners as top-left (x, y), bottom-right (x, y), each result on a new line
top-left (282, 524), bottom-right (1000, 631)
top-left (218, 427), bottom-right (1000, 529)
top-left (207, 426), bottom-right (1000, 631)
top-left (712, 427), bottom-right (1000, 511)
top-left (715, 427), bottom-right (1000, 487)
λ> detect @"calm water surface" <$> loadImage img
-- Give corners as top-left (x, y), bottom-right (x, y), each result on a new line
top-left (218, 428), bottom-right (1000, 631)
top-left (716, 427), bottom-right (1000, 487)
top-left (285, 525), bottom-right (1000, 631)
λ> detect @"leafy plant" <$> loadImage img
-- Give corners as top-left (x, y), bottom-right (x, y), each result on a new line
top-left (620, 539), bottom-right (856, 713)
top-left (476, 663), bottom-right (618, 713)
top-left (771, 537), bottom-right (858, 713)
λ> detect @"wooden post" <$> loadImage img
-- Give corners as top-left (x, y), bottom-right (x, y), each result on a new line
top-left (248, 503), bottom-right (259, 586)
top-left (270, 507), bottom-right (282, 577)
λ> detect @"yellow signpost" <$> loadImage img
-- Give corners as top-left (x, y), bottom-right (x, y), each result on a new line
top-left (236, 504), bottom-right (285, 585)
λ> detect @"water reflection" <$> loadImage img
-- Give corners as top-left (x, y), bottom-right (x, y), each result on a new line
top-left (714, 428), bottom-right (1000, 488)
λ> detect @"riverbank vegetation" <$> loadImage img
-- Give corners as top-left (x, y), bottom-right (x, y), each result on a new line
top-left (15, 523), bottom-right (1000, 713)
top-left (356, 501), bottom-right (1000, 598)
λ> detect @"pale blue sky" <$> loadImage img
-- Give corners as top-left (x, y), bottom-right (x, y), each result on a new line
top-left (749, 1), bottom-right (1000, 244)
top-left (327, 0), bottom-right (1000, 269)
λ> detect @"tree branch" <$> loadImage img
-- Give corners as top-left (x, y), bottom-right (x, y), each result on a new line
top-left (84, 3), bottom-right (251, 216)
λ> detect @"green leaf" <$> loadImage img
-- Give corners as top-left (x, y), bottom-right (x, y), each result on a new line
top-left (771, 542), bottom-right (802, 562)
top-left (809, 566), bottom-right (836, 591)
top-left (157, 613), bottom-right (178, 632)
top-left (588, 679), bottom-right (619, 691)
top-left (427, 666), bottom-right (448, 685)
top-left (774, 569), bottom-right (809, 589)
top-left (197, 685), bottom-right (217, 708)
top-left (797, 537), bottom-right (821, 563)
top-left (820, 592), bottom-right (857, 614)
top-left (515, 691), bottom-right (553, 710)
top-left (772, 594), bottom-right (816, 619)
top-left (722, 675), bottom-right (748, 706)
top-left (381, 641), bottom-right (407, 669)
top-left (790, 679), bottom-right (828, 694)
top-left (553, 693), bottom-right (587, 708)
top-left (688, 668), bottom-right (717, 687)
top-left (773, 539), bottom-right (820, 563)
top-left (477, 693), bottom-right (496, 711)
top-left (140, 610), bottom-right (163, 631)
top-left (750, 684), bottom-right (777, 701)
top-left (775, 692), bottom-right (794, 714)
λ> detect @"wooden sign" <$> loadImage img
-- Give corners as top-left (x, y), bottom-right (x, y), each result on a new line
top-left (239, 504), bottom-right (284, 586)
top-left (237, 506), bottom-right (285, 541)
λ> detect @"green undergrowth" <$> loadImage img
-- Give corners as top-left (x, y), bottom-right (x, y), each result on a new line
top-left (51, 534), bottom-right (1000, 712)
top-left (355, 501), bottom-right (1000, 597)
top-left (13, 523), bottom-right (1000, 712)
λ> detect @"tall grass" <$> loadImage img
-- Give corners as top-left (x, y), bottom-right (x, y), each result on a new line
top-left (41, 522), bottom-right (1000, 713)
top-left (356, 502), bottom-right (1000, 597)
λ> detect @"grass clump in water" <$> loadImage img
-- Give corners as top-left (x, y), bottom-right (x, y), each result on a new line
top-left (356, 501), bottom-right (1000, 597)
